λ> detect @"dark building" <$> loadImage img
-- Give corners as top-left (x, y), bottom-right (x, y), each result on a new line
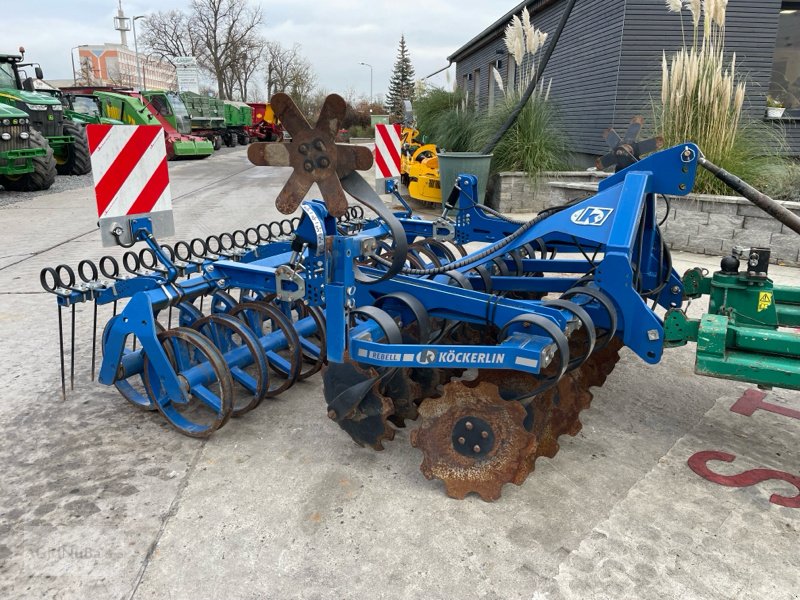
top-left (447, 0), bottom-right (800, 164)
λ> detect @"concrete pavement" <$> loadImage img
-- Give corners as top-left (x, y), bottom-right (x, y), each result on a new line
top-left (0, 146), bottom-right (797, 600)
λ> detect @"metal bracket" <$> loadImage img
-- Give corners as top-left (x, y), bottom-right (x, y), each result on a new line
top-left (275, 264), bottom-right (306, 301)
top-left (432, 218), bottom-right (455, 242)
top-left (99, 210), bottom-right (174, 248)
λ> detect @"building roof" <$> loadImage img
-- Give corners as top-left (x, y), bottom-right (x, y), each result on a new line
top-left (447, 0), bottom-right (559, 62)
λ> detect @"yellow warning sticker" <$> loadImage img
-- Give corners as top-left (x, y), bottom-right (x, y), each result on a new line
top-left (757, 292), bottom-right (773, 312)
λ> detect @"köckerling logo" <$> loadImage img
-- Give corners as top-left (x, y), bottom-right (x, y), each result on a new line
top-left (570, 206), bottom-right (613, 226)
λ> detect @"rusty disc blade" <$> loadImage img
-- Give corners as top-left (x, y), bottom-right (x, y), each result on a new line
top-left (410, 380), bottom-right (538, 501)
top-left (474, 336), bottom-right (624, 469)
top-left (322, 355), bottom-right (396, 451)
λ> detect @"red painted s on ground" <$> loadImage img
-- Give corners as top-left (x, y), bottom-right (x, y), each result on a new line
top-left (688, 451), bottom-right (800, 508)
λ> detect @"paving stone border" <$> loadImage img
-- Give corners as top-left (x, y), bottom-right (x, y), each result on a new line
top-left (489, 171), bottom-right (800, 265)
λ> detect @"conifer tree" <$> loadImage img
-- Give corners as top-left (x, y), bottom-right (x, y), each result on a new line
top-left (385, 35), bottom-right (416, 121)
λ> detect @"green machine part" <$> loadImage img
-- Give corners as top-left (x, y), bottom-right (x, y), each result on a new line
top-left (664, 248), bottom-right (800, 390)
top-left (93, 91), bottom-right (213, 160)
top-left (178, 91), bottom-right (225, 132)
top-left (0, 52), bottom-right (90, 176)
top-left (94, 91), bottom-right (162, 126)
top-left (223, 100), bottom-right (253, 128)
top-left (0, 102), bottom-right (55, 191)
top-left (140, 90), bottom-right (195, 134)
top-left (62, 94), bottom-right (123, 126)
top-left (0, 103), bottom-right (44, 175)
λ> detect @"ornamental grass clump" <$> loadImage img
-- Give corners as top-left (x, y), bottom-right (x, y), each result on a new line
top-left (659, 0), bottom-right (785, 194)
top-left (474, 7), bottom-right (569, 176)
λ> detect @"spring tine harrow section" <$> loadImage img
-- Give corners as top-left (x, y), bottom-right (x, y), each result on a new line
top-left (44, 92), bottom-right (760, 500)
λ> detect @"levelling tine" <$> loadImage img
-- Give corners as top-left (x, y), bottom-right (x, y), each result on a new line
top-left (168, 305), bottom-right (173, 329)
top-left (113, 300), bottom-right (118, 317)
top-left (70, 304), bottom-right (76, 391)
top-left (58, 305), bottom-right (66, 401)
top-left (91, 302), bottom-right (98, 381)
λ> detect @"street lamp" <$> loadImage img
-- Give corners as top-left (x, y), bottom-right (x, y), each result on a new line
top-left (70, 45), bottom-right (87, 85)
top-left (132, 15), bottom-right (147, 90)
top-left (359, 62), bottom-right (373, 103)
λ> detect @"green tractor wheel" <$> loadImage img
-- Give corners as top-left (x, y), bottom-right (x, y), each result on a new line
top-left (0, 129), bottom-right (57, 192)
top-left (56, 121), bottom-right (92, 176)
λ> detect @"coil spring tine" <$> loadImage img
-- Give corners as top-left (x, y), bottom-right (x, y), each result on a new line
top-left (49, 265), bottom-right (77, 391)
top-left (76, 259), bottom-right (101, 380)
top-left (256, 223), bottom-right (272, 243)
top-left (91, 302), bottom-right (98, 381)
top-left (205, 235), bottom-right (223, 258)
top-left (191, 238), bottom-right (211, 260)
top-left (123, 251), bottom-right (141, 275)
top-left (58, 304), bottom-right (66, 401)
top-left (280, 219), bottom-right (294, 237)
top-left (70, 301), bottom-right (76, 391)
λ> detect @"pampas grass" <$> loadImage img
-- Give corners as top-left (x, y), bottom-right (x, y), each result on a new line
top-left (504, 7), bottom-right (548, 93)
top-left (658, 0), bottom-right (785, 194)
top-left (413, 6), bottom-right (569, 177)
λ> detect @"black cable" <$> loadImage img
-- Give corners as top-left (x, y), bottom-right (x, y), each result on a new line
top-left (479, 0), bottom-right (578, 155)
top-left (374, 198), bottom-right (578, 276)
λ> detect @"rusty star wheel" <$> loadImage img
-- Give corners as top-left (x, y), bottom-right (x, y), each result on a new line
top-left (247, 93), bottom-right (373, 217)
top-left (410, 380), bottom-right (538, 501)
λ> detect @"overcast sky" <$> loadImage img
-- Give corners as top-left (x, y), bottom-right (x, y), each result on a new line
top-left (1, 0), bottom-right (511, 99)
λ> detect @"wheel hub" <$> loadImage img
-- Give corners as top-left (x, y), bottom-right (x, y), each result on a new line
top-left (451, 416), bottom-right (494, 458)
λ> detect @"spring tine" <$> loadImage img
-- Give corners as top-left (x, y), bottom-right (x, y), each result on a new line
top-left (113, 300), bottom-right (118, 317)
top-left (70, 304), bottom-right (76, 391)
top-left (133, 336), bottom-right (137, 351)
top-left (58, 305), bottom-right (66, 401)
top-left (168, 305), bottom-right (173, 329)
top-left (91, 301), bottom-right (98, 381)
top-left (199, 295), bottom-right (205, 314)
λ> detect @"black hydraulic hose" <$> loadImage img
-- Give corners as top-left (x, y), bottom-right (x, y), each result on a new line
top-left (479, 0), bottom-right (578, 155)
top-left (698, 156), bottom-right (800, 236)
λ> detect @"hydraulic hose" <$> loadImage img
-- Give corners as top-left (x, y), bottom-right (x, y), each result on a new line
top-left (698, 156), bottom-right (800, 236)
top-left (479, 0), bottom-right (578, 155)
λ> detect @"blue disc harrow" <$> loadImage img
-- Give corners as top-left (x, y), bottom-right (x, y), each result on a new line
top-left (39, 93), bottom-right (738, 500)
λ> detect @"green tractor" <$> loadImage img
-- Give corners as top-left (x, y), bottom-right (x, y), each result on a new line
top-left (140, 90), bottom-right (223, 151)
top-left (0, 102), bottom-right (55, 191)
top-left (60, 92), bottom-right (124, 126)
top-left (94, 90), bottom-right (213, 159)
top-left (0, 48), bottom-right (91, 177)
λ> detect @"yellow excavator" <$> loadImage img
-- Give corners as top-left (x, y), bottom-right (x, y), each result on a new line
top-left (400, 125), bottom-right (442, 204)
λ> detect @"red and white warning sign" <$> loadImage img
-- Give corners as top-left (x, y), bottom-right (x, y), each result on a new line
top-left (374, 123), bottom-right (401, 180)
top-left (87, 124), bottom-right (174, 247)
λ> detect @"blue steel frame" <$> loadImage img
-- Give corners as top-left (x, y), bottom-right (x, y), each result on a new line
top-left (53, 143), bottom-right (699, 413)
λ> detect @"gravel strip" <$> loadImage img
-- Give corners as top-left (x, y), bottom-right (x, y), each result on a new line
top-left (0, 173), bottom-right (93, 208)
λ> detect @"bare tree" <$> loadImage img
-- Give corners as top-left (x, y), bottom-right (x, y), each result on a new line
top-left (226, 33), bottom-right (266, 101)
top-left (141, 0), bottom-right (263, 100)
top-left (139, 11), bottom-right (201, 65)
top-left (265, 42), bottom-right (317, 110)
top-left (191, 0), bottom-right (263, 99)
